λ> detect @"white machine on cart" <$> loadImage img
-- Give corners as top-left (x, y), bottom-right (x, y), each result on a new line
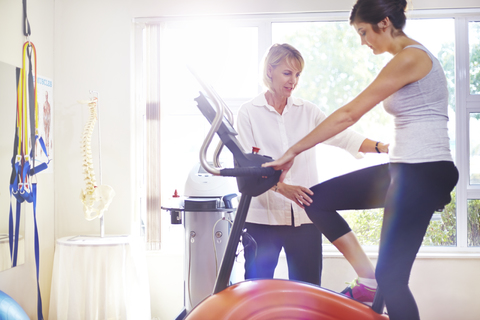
top-left (183, 163), bottom-right (238, 311)
top-left (164, 162), bottom-right (238, 320)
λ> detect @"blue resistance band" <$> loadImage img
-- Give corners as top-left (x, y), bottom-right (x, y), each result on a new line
top-left (7, 41), bottom-right (47, 320)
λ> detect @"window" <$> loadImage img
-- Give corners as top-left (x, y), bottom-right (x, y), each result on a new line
top-left (470, 113), bottom-right (480, 184)
top-left (135, 19), bottom-right (260, 251)
top-left (158, 22), bottom-right (259, 251)
top-left (470, 21), bottom-right (480, 95)
top-left (466, 18), bottom-right (480, 248)
top-left (134, 9), bottom-right (480, 253)
top-left (159, 20), bottom-right (260, 200)
top-left (467, 199), bottom-right (480, 246)
top-left (272, 21), bottom-right (392, 183)
top-left (468, 111), bottom-right (480, 247)
top-left (273, 18), bottom-right (456, 247)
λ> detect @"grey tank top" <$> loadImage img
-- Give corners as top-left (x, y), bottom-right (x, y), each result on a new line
top-left (383, 45), bottom-right (453, 163)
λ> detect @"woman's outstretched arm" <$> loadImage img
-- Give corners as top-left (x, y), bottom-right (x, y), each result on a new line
top-left (263, 47), bottom-right (429, 181)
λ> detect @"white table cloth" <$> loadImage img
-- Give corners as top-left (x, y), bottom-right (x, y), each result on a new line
top-left (48, 235), bottom-right (150, 320)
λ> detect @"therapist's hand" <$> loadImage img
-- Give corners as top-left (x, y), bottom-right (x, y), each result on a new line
top-left (276, 183), bottom-right (314, 209)
top-left (262, 150), bottom-right (296, 182)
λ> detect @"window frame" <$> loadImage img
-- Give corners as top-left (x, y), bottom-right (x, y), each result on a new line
top-left (463, 17), bottom-right (480, 251)
top-left (133, 8), bottom-right (480, 255)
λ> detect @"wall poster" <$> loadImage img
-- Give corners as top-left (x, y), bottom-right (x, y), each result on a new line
top-left (36, 75), bottom-right (53, 172)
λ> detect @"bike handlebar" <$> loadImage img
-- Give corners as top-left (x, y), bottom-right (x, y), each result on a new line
top-left (219, 166), bottom-right (276, 177)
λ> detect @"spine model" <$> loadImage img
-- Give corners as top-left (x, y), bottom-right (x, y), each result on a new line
top-left (82, 100), bottom-right (97, 196)
top-left (79, 98), bottom-right (115, 221)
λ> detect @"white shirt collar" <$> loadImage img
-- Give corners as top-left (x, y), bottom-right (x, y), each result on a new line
top-left (251, 92), bottom-right (305, 114)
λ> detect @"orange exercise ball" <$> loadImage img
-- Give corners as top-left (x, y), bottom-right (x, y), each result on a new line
top-left (185, 279), bottom-right (389, 320)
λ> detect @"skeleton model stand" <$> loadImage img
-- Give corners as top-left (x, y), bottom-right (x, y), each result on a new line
top-left (79, 96), bottom-right (115, 227)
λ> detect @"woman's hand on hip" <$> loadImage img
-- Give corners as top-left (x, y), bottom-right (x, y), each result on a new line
top-left (276, 182), bottom-right (314, 209)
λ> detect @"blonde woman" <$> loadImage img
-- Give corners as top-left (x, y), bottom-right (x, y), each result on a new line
top-left (237, 43), bottom-right (386, 287)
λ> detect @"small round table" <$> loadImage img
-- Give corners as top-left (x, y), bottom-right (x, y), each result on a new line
top-left (48, 235), bottom-right (151, 320)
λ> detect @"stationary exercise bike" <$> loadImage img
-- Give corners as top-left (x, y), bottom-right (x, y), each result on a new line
top-left (184, 69), bottom-right (389, 320)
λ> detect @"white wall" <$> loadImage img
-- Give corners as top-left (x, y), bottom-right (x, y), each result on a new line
top-left (0, 0), bottom-right (55, 319)
top-left (53, 0), bottom-right (135, 239)
top-left (1, 0), bottom-right (480, 319)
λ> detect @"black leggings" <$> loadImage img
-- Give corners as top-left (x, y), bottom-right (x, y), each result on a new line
top-left (305, 162), bottom-right (458, 320)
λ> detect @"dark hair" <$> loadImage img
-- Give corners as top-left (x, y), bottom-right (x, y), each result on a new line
top-left (349, 0), bottom-right (408, 33)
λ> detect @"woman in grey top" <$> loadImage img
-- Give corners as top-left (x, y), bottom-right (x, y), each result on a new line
top-left (264, 0), bottom-right (458, 319)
